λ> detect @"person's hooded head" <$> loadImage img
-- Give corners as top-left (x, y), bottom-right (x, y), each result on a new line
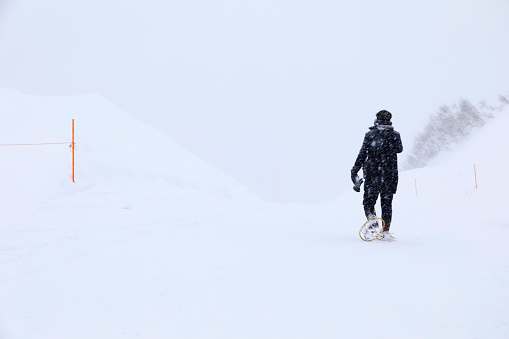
top-left (376, 110), bottom-right (392, 122)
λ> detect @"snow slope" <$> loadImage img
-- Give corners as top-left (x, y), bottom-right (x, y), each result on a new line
top-left (0, 92), bottom-right (508, 338)
top-left (0, 89), bottom-right (256, 203)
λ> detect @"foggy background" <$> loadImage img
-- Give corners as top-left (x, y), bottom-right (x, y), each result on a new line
top-left (0, 0), bottom-right (508, 203)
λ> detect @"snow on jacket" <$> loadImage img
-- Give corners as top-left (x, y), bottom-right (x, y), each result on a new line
top-left (351, 120), bottom-right (403, 194)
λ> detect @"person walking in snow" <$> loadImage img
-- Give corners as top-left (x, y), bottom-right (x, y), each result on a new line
top-left (351, 110), bottom-right (403, 241)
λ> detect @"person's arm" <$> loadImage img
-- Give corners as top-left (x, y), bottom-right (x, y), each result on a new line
top-left (394, 132), bottom-right (403, 154)
top-left (351, 135), bottom-right (368, 182)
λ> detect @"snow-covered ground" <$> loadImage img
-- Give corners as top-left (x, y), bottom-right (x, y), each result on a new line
top-left (0, 90), bottom-right (508, 338)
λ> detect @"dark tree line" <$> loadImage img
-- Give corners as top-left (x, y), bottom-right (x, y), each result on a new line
top-left (403, 95), bottom-right (508, 170)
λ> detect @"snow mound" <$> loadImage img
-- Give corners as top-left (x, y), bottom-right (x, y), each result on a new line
top-left (0, 89), bottom-right (256, 203)
top-left (397, 106), bottom-right (509, 201)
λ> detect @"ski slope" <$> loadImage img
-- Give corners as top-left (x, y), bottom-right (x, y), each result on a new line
top-left (0, 90), bottom-right (508, 338)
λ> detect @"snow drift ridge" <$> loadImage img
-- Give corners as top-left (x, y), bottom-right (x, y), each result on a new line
top-left (0, 89), bottom-right (256, 202)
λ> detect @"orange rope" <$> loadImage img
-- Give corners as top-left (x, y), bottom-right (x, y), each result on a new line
top-left (477, 171), bottom-right (509, 174)
top-left (0, 142), bottom-right (71, 146)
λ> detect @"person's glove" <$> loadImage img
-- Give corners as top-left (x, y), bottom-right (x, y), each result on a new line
top-left (352, 175), bottom-right (363, 192)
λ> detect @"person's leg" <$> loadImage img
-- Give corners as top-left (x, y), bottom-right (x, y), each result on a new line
top-left (363, 184), bottom-right (379, 220)
top-left (380, 192), bottom-right (394, 231)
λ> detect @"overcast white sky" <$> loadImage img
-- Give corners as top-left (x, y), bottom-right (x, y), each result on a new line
top-left (1, 0), bottom-right (508, 202)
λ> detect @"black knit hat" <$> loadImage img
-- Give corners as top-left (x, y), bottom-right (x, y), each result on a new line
top-left (376, 110), bottom-right (392, 121)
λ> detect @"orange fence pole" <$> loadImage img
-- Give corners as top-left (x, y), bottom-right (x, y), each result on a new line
top-left (474, 164), bottom-right (477, 189)
top-left (72, 119), bottom-right (75, 183)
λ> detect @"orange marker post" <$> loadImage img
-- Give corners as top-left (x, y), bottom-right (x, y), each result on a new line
top-left (72, 119), bottom-right (75, 183)
top-left (415, 178), bottom-right (418, 196)
top-left (474, 164), bottom-right (477, 189)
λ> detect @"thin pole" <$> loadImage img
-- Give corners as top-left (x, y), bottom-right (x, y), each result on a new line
top-left (415, 178), bottom-right (418, 196)
top-left (474, 164), bottom-right (477, 189)
top-left (72, 119), bottom-right (75, 183)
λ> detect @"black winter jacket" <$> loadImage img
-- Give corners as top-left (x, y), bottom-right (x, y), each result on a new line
top-left (351, 120), bottom-right (403, 194)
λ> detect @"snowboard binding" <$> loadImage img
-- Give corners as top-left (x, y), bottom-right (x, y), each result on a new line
top-left (359, 217), bottom-right (385, 242)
